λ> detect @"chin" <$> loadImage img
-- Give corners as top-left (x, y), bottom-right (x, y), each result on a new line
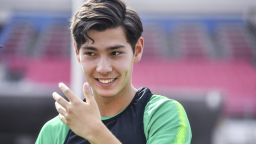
top-left (94, 88), bottom-right (119, 98)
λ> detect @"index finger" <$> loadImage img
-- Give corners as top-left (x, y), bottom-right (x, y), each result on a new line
top-left (83, 82), bottom-right (94, 103)
top-left (58, 82), bottom-right (78, 102)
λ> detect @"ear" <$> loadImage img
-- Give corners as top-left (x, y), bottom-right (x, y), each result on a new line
top-left (134, 36), bottom-right (144, 63)
top-left (73, 41), bottom-right (81, 63)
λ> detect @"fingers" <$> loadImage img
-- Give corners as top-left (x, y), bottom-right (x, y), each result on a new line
top-left (58, 82), bottom-right (77, 102)
top-left (55, 101), bottom-right (67, 116)
top-left (58, 114), bottom-right (67, 124)
top-left (52, 92), bottom-right (69, 109)
top-left (83, 82), bottom-right (94, 103)
top-left (55, 99), bottom-right (68, 124)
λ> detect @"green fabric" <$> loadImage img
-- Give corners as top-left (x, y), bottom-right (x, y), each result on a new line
top-left (101, 116), bottom-right (113, 120)
top-left (36, 94), bottom-right (192, 144)
top-left (144, 95), bottom-right (192, 144)
top-left (35, 116), bottom-right (69, 144)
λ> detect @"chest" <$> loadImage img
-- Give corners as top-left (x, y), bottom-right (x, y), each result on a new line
top-left (64, 88), bottom-right (152, 144)
top-left (64, 104), bottom-right (146, 144)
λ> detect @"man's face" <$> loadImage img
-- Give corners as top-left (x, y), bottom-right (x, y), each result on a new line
top-left (76, 26), bottom-right (143, 98)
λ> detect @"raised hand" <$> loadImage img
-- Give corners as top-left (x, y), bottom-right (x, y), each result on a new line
top-left (52, 82), bottom-right (101, 140)
top-left (52, 82), bottom-right (121, 144)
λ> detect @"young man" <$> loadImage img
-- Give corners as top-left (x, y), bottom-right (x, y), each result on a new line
top-left (36, 0), bottom-right (192, 143)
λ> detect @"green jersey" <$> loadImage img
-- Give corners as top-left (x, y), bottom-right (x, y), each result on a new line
top-left (36, 88), bottom-right (192, 144)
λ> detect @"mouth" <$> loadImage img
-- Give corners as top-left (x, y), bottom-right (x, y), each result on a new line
top-left (95, 78), bottom-right (117, 84)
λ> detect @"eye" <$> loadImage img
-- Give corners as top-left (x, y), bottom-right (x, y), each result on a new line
top-left (84, 51), bottom-right (96, 56)
top-left (111, 51), bottom-right (122, 56)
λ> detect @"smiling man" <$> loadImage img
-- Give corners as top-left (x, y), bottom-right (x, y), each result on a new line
top-left (36, 0), bottom-right (192, 144)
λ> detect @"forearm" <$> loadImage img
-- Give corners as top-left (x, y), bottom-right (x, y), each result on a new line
top-left (84, 121), bottom-right (121, 144)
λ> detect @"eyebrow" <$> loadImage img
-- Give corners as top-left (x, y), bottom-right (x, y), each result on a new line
top-left (81, 44), bottom-right (125, 51)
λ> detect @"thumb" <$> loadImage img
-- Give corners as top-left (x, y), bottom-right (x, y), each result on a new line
top-left (83, 82), bottom-right (94, 103)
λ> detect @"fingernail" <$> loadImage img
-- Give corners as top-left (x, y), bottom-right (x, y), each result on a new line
top-left (58, 82), bottom-right (64, 88)
top-left (59, 82), bottom-right (68, 91)
top-left (52, 92), bottom-right (57, 98)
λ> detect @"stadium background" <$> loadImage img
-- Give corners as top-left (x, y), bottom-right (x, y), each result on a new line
top-left (0, 0), bottom-right (256, 143)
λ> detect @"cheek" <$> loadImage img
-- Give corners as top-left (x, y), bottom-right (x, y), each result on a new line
top-left (81, 63), bottom-right (93, 82)
top-left (80, 61), bottom-right (92, 75)
top-left (116, 59), bottom-right (133, 74)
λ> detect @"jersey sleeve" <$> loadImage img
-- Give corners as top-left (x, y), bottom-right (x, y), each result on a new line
top-left (35, 116), bottom-right (69, 144)
top-left (144, 95), bottom-right (192, 144)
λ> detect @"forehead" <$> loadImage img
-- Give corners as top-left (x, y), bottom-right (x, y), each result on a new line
top-left (86, 26), bottom-right (128, 46)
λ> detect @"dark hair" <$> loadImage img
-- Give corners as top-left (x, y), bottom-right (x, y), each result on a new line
top-left (70, 0), bottom-right (143, 52)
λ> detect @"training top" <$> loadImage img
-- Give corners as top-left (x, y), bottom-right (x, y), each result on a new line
top-left (36, 87), bottom-right (192, 144)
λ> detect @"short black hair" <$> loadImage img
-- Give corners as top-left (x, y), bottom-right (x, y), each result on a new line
top-left (70, 0), bottom-right (143, 52)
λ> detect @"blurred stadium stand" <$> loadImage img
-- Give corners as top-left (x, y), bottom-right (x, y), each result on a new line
top-left (164, 90), bottom-right (223, 144)
top-left (1, 0), bottom-right (256, 143)
top-left (0, 90), bottom-right (57, 143)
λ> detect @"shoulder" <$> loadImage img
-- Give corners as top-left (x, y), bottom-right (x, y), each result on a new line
top-left (144, 95), bottom-right (187, 124)
top-left (144, 95), bottom-right (192, 144)
top-left (44, 116), bottom-right (65, 127)
top-left (36, 116), bottom-right (69, 144)
top-left (41, 116), bottom-right (68, 133)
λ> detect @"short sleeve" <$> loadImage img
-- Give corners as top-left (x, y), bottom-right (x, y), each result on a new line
top-left (144, 95), bottom-right (192, 144)
top-left (36, 116), bottom-right (69, 144)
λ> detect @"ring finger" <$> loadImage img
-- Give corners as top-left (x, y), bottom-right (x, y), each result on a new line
top-left (55, 102), bottom-right (67, 117)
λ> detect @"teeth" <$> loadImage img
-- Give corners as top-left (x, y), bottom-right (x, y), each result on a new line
top-left (98, 79), bottom-right (115, 84)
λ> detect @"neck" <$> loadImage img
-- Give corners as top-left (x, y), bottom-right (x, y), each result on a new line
top-left (95, 85), bottom-right (137, 117)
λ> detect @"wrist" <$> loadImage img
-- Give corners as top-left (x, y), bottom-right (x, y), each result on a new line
top-left (85, 121), bottom-right (121, 144)
top-left (83, 120), bottom-right (103, 142)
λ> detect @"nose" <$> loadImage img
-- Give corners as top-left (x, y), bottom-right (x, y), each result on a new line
top-left (96, 57), bottom-right (112, 74)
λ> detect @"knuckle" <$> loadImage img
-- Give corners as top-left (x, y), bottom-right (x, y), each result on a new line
top-left (65, 118), bottom-right (70, 124)
top-left (56, 97), bottom-right (62, 103)
top-left (73, 100), bottom-right (80, 105)
top-left (57, 107), bottom-right (62, 112)
top-left (66, 106), bottom-right (73, 114)
top-left (63, 88), bottom-right (70, 95)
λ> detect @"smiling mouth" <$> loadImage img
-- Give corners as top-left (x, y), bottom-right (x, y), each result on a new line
top-left (96, 78), bottom-right (117, 84)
